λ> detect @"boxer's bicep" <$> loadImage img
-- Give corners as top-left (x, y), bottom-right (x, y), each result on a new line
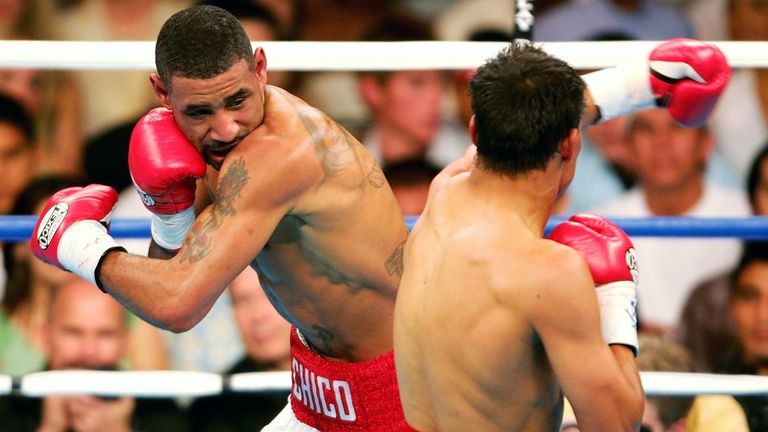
top-left (141, 154), bottom-right (300, 330)
top-left (179, 155), bottom-right (294, 277)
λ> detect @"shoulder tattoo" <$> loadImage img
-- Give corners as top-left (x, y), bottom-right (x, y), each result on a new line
top-left (298, 110), bottom-right (358, 179)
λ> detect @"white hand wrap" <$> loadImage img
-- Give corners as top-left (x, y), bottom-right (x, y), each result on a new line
top-left (595, 281), bottom-right (639, 356)
top-left (581, 59), bottom-right (655, 123)
top-left (58, 220), bottom-right (124, 286)
top-left (150, 207), bottom-right (195, 251)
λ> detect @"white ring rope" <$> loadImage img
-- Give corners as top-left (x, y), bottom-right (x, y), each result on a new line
top-left (5, 370), bottom-right (768, 397)
top-left (20, 370), bottom-right (223, 398)
top-left (1, 37), bottom-right (765, 404)
top-left (0, 40), bottom-right (765, 71)
top-left (228, 371), bottom-right (292, 393)
top-left (641, 372), bottom-right (768, 396)
top-left (0, 374), bottom-right (11, 395)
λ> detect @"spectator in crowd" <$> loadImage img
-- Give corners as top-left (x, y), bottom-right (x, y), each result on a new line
top-left (434, 0), bottom-right (514, 135)
top-left (595, 108), bottom-right (750, 336)
top-left (357, 14), bottom-right (467, 168)
top-left (1, 175), bottom-right (169, 375)
top-left (678, 142), bottom-right (768, 372)
top-left (0, 277), bottom-right (189, 431)
top-left (747, 143), bottom-right (768, 215)
top-left (1, 176), bottom-right (82, 377)
top-left (559, 335), bottom-right (749, 431)
top-left (677, 275), bottom-right (737, 372)
top-left (52, 0), bottom-right (189, 141)
top-left (533, 0), bottom-right (694, 41)
top-left (290, 1), bottom-right (403, 132)
top-left (0, 94), bottom-right (38, 297)
top-left (187, 266), bottom-right (291, 431)
top-left (0, 0), bottom-right (81, 176)
top-left (564, 31), bottom-right (740, 214)
top-left (447, 28), bottom-right (512, 159)
top-left (0, 94), bottom-right (35, 215)
top-left (706, 0), bottom-right (768, 179)
top-left (383, 158), bottom-right (441, 217)
top-left (717, 241), bottom-right (768, 430)
top-left (0, 67), bottom-right (82, 176)
top-left (638, 335), bottom-right (748, 432)
top-left (565, 111), bottom-right (634, 214)
top-left (0, 0), bottom-right (49, 40)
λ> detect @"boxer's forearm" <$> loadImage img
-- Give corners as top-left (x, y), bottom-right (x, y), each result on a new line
top-left (610, 344), bottom-right (645, 425)
top-left (97, 250), bottom-right (219, 333)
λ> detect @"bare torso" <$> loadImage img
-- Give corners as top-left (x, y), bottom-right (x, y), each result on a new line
top-left (393, 172), bottom-right (563, 431)
top-left (209, 87), bottom-right (408, 362)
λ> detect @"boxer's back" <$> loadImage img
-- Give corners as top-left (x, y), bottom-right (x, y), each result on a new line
top-left (394, 173), bottom-right (563, 432)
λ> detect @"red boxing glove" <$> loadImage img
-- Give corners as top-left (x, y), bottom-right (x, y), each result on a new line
top-left (129, 107), bottom-right (206, 250)
top-left (648, 38), bottom-right (731, 128)
top-left (548, 213), bottom-right (639, 355)
top-left (31, 185), bottom-right (126, 290)
top-left (583, 38), bottom-right (731, 128)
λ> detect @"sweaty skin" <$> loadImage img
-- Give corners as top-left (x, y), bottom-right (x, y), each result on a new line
top-left (393, 93), bottom-right (642, 431)
top-left (101, 82), bottom-right (408, 362)
top-left (395, 168), bottom-right (566, 432)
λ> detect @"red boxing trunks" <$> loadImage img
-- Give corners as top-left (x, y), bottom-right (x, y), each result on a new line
top-left (289, 328), bottom-right (406, 431)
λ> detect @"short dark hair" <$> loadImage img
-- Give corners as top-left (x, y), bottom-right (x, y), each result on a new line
top-left (155, 5), bottom-right (255, 87)
top-left (470, 42), bottom-right (584, 176)
top-left (746, 141), bottom-right (768, 210)
top-left (0, 93), bottom-right (35, 143)
top-left (731, 241), bottom-right (768, 292)
top-left (383, 158), bottom-right (441, 188)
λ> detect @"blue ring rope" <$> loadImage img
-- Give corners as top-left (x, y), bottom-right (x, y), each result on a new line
top-left (4, 215), bottom-right (768, 242)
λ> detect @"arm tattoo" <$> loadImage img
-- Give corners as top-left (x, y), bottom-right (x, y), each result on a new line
top-left (385, 238), bottom-right (406, 278)
top-left (181, 157), bottom-right (250, 263)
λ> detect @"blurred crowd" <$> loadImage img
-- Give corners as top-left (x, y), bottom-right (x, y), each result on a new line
top-left (0, 0), bottom-right (766, 430)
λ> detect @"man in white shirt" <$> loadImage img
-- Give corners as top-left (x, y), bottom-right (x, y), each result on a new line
top-left (596, 108), bottom-right (750, 336)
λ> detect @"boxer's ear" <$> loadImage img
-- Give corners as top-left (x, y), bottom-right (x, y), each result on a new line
top-left (559, 128), bottom-right (580, 163)
top-left (150, 74), bottom-right (171, 109)
top-left (253, 47), bottom-right (268, 84)
top-left (469, 115), bottom-right (478, 146)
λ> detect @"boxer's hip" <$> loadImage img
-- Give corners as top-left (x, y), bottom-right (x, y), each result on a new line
top-left (288, 327), bottom-right (405, 431)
